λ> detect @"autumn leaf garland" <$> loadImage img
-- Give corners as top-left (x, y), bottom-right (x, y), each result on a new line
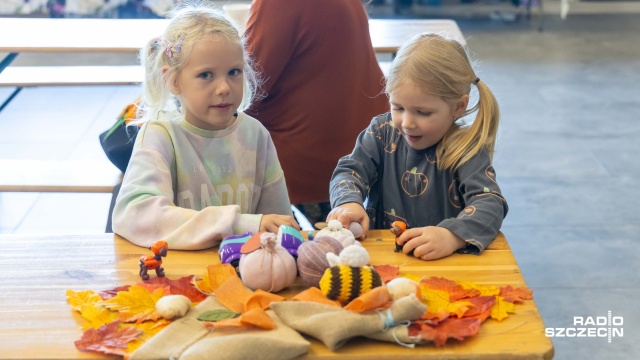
top-left (67, 266), bottom-right (533, 356)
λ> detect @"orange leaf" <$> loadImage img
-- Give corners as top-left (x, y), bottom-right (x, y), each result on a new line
top-left (371, 265), bottom-right (399, 284)
top-left (207, 264), bottom-right (240, 293)
top-left (145, 276), bottom-right (207, 302)
top-left (499, 285), bottom-right (533, 303)
top-left (244, 289), bottom-right (284, 311)
top-left (344, 286), bottom-right (392, 312)
top-left (421, 277), bottom-right (480, 301)
top-left (409, 317), bottom-right (482, 347)
top-left (241, 232), bottom-right (265, 254)
top-left (213, 275), bottom-right (252, 313)
top-left (74, 321), bottom-right (142, 356)
top-left (462, 296), bottom-right (496, 319)
top-left (291, 287), bottom-right (341, 307)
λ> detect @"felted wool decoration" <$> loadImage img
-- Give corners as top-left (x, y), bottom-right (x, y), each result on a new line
top-left (296, 236), bottom-right (344, 287)
top-left (155, 295), bottom-right (191, 320)
top-left (386, 277), bottom-right (420, 301)
top-left (319, 265), bottom-right (383, 305)
top-left (316, 220), bottom-right (355, 239)
top-left (320, 245), bottom-right (381, 304)
top-left (238, 232), bottom-right (297, 293)
top-left (277, 225), bottom-right (306, 258)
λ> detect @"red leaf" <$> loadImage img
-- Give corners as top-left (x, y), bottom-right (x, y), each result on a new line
top-left (74, 321), bottom-right (142, 356)
top-left (421, 277), bottom-right (480, 301)
top-left (371, 265), bottom-right (399, 284)
top-left (499, 285), bottom-right (533, 303)
top-left (410, 318), bottom-right (482, 347)
top-left (98, 285), bottom-right (130, 300)
top-left (463, 296), bottom-right (496, 320)
top-left (145, 276), bottom-right (207, 302)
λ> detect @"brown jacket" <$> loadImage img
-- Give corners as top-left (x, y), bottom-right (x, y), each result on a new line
top-left (245, 0), bottom-right (389, 204)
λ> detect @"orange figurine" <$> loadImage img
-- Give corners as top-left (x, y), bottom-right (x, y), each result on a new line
top-left (390, 221), bottom-right (407, 253)
top-left (139, 240), bottom-right (168, 280)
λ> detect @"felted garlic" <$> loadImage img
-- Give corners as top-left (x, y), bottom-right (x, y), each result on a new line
top-left (155, 294), bottom-right (191, 319)
top-left (239, 232), bottom-right (297, 293)
top-left (316, 220), bottom-right (355, 239)
top-left (386, 277), bottom-right (420, 301)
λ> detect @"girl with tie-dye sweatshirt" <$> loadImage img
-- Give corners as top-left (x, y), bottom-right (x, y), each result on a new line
top-left (112, 4), bottom-right (298, 250)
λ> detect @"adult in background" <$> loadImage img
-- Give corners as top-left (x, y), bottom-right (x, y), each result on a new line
top-left (244, 0), bottom-right (389, 225)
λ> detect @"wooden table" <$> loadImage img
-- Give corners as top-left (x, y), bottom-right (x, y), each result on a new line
top-left (0, 231), bottom-right (553, 359)
top-left (0, 18), bottom-right (465, 55)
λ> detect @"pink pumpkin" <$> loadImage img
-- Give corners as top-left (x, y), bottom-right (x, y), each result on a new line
top-left (238, 232), bottom-right (297, 293)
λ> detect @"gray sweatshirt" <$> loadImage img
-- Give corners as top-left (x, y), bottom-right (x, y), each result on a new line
top-left (330, 113), bottom-right (508, 254)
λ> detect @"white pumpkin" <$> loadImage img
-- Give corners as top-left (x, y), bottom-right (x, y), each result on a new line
top-left (238, 232), bottom-right (297, 293)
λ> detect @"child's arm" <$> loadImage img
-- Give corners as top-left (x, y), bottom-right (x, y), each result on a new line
top-left (329, 115), bottom-right (389, 232)
top-left (437, 148), bottom-right (508, 254)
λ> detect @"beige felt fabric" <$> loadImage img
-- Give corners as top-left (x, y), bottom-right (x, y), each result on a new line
top-left (271, 294), bottom-right (426, 350)
top-left (131, 296), bottom-right (310, 360)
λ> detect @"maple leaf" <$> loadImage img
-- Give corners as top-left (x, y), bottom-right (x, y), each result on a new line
top-left (419, 286), bottom-right (472, 319)
top-left (98, 285), bottom-right (131, 300)
top-left (75, 321), bottom-right (142, 356)
top-left (421, 277), bottom-right (481, 301)
top-left (195, 264), bottom-right (238, 294)
top-left (499, 285), bottom-right (533, 303)
top-left (125, 319), bottom-right (170, 354)
top-left (371, 264), bottom-right (400, 283)
top-left (79, 304), bottom-right (119, 330)
top-left (462, 296), bottom-right (496, 320)
top-left (410, 317), bottom-right (482, 347)
top-left (66, 289), bottom-right (102, 311)
top-left (101, 285), bottom-right (167, 323)
top-left (145, 275), bottom-right (207, 302)
top-left (458, 281), bottom-right (500, 297)
top-left (490, 296), bottom-right (515, 321)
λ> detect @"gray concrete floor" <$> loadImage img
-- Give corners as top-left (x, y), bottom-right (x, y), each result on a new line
top-left (1, 8), bottom-right (639, 359)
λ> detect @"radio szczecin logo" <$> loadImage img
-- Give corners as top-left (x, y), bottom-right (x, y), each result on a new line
top-left (546, 311), bottom-right (623, 343)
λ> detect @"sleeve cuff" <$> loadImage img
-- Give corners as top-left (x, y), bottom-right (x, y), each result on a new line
top-left (234, 214), bottom-right (262, 235)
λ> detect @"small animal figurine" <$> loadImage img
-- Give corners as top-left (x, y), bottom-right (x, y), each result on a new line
top-left (320, 245), bottom-right (382, 304)
top-left (139, 240), bottom-right (168, 280)
top-left (390, 221), bottom-right (407, 253)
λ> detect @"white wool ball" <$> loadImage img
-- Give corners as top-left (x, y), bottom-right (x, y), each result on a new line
top-left (338, 244), bottom-right (370, 267)
top-left (386, 278), bottom-right (420, 301)
top-left (155, 294), bottom-right (192, 319)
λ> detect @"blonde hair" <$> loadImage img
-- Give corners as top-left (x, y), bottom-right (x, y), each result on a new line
top-left (137, 1), bottom-right (260, 123)
top-left (385, 33), bottom-right (500, 171)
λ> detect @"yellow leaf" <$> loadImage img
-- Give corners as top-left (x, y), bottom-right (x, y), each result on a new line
top-left (79, 304), bottom-right (119, 330)
top-left (101, 285), bottom-right (167, 323)
top-left (458, 282), bottom-right (500, 297)
top-left (402, 274), bottom-right (422, 283)
top-left (125, 319), bottom-right (171, 353)
top-left (490, 296), bottom-right (515, 321)
top-left (420, 286), bottom-right (472, 318)
top-left (66, 289), bottom-right (102, 311)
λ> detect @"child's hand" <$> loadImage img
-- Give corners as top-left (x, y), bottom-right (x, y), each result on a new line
top-left (260, 214), bottom-right (300, 233)
top-left (326, 203), bottom-right (369, 238)
top-left (397, 226), bottom-right (466, 260)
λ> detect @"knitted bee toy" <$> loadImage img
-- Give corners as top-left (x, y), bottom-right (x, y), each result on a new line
top-left (319, 245), bottom-right (382, 305)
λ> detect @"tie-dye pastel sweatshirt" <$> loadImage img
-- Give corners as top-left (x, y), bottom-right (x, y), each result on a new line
top-left (112, 110), bottom-right (292, 250)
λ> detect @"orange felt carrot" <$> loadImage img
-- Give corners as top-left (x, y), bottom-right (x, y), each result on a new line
top-left (207, 264), bottom-right (239, 292)
top-left (244, 290), bottom-right (284, 311)
top-left (344, 286), bottom-right (392, 312)
top-left (213, 276), bottom-right (252, 313)
top-left (291, 287), bottom-right (341, 307)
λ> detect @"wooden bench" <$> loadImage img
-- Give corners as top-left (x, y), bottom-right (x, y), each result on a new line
top-left (0, 159), bottom-right (122, 193)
